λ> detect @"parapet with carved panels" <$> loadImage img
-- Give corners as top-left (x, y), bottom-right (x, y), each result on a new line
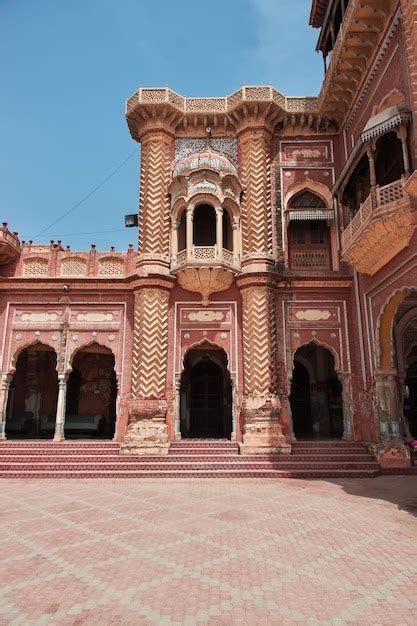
top-left (17, 242), bottom-right (137, 278)
top-left (125, 85), bottom-right (337, 139)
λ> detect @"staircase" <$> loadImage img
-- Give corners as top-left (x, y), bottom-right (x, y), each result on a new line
top-left (0, 440), bottom-right (383, 478)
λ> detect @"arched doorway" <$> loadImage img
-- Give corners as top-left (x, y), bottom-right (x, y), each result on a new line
top-left (180, 346), bottom-right (232, 439)
top-left (404, 361), bottom-right (417, 438)
top-left (6, 343), bottom-right (58, 439)
top-left (290, 342), bottom-right (343, 440)
top-left (66, 343), bottom-right (117, 439)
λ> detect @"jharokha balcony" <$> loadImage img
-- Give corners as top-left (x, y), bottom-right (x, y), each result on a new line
top-left (172, 245), bottom-right (238, 272)
top-left (0, 223), bottom-right (21, 265)
top-left (341, 176), bottom-right (417, 275)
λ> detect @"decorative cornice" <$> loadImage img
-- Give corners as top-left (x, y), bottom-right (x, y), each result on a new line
top-left (125, 85), bottom-right (324, 141)
top-left (319, 2), bottom-right (400, 124)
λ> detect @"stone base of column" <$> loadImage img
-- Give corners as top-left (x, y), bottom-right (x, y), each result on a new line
top-left (373, 443), bottom-right (411, 469)
top-left (53, 434), bottom-right (65, 443)
top-left (238, 397), bottom-right (291, 455)
top-left (120, 398), bottom-right (170, 456)
top-left (120, 420), bottom-right (170, 455)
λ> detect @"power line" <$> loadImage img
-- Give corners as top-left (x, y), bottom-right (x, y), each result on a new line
top-left (31, 147), bottom-right (138, 239)
top-left (26, 228), bottom-right (129, 239)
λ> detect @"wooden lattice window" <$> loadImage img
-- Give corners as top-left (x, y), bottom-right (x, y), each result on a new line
top-left (23, 257), bottom-right (48, 276)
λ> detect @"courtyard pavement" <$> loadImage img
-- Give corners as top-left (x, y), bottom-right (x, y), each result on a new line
top-left (0, 477), bottom-right (417, 625)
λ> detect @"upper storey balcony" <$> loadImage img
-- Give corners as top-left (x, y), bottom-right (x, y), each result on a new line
top-left (168, 148), bottom-right (241, 305)
top-left (338, 111), bottom-right (417, 275)
top-left (0, 223), bottom-right (21, 265)
top-left (341, 177), bottom-right (416, 274)
top-left (311, 0), bottom-right (397, 123)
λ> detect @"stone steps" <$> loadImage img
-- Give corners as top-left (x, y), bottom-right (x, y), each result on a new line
top-left (0, 439), bottom-right (387, 479)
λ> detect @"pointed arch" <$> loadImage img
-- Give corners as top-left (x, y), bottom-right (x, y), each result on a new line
top-left (375, 287), bottom-right (412, 370)
top-left (66, 340), bottom-right (116, 374)
top-left (181, 338), bottom-right (230, 372)
top-left (291, 338), bottom-right (341, 373)
top-left (284, 178), bottom-right (333, 210)
top-left (9, 340), bottom-right (58, 375)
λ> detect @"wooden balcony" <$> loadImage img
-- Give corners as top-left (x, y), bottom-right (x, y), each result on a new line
top-left (341, 177), bottom-right (417, 275)
top-left (290, 250), bottom-right (330, 271)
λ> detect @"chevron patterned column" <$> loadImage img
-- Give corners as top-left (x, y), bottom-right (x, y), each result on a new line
top-left (121, 285), bottom-right (172, 455)
top-left (238, 279), bottom-right (290, 455)
top-left (237, 126), bottom-right (273, 265)
top-left (137, 129), bottom-right (174, 275)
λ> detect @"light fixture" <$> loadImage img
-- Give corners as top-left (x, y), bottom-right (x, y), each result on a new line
top-left (125, 214), bottom-right (138, 228)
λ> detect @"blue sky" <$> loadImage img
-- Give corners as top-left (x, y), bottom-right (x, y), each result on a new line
top-left (1, 0), bottom-right (323, 251)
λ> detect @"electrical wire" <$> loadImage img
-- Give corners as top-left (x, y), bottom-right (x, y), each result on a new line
top-left (29, 228), bottom-right (129, 239)
top-left (31, 147), bottom-right (139, 239)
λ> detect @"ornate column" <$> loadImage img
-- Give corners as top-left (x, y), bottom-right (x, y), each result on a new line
top-left (366, 144), bottom-right (377, 199)
top-left (122, 280), bottom-right (173, 455)
top-left (237, 276), bottom-right (290, 455)
top-left (232, 217), bottom-right (240, 261)
top-left (136, 124), bottom-right (175, 276)
top-left (396, 126), bottom-right (411, 178)
top-left (171, 221), bottom-right (178, 262)
top-left (237, 118), bottom-right (274, 273)
top-left (0, 374), bottom-right (12, 440)
top-left (373, 369), bottom-right (410, 468)
top-left (186, 207), bottom-right (193, 260)
top-left (215, 207), bottom-right (223, 256)
top-left (53, 374), bottom-right (68, 442)
top-left (338, 373), bottom-right (354, 441)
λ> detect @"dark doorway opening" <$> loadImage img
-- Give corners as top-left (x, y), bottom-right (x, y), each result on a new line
top-left (6, 343), bottom-right (58, 439)
top-left (66, 344), bottom-right (117, 438)
top-left (180, 347), bottom-right (232, 439)
top-left (404, 362), bottom-right (417, 438)
top-left (290, 342), bottom-right (343, 440)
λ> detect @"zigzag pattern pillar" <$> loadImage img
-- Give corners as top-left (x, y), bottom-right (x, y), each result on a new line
top-left (122, 285), bottom-right (172, 455)
top-left (137, 129), bottom-right (174, 274)
top-left (238, 279), bottom-right (289, 455)
top-left (237, 126), bottom-right (273, 266)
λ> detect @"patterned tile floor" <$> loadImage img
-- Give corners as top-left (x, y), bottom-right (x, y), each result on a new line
top-left (1, 476), bottom-right (417, 625)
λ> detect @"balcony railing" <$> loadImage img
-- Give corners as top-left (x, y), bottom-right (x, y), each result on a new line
top-left (290, 250), bottom-right (330, 271)
top-left (171, 245), bottom-right (239, 271)
top-left (341, 178), bottom-right (405, 251)
top-left (339, 176), bottom-right (416, 275)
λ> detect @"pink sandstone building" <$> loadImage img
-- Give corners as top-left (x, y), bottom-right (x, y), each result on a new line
top-left (1, 0), bottom-right (417, 470)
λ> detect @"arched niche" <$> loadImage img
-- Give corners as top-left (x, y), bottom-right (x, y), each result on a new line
top-left (289, 341), bottom-right (343, 440)
top-left (179, 343), bottom-right (232, 439)
top-left (6, 342), bottom-right (58, 439)
top-left (66, 342), bottom-right (117, 439)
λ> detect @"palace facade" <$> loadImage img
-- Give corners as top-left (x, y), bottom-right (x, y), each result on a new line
top-left (1, 0), bottom-right (417, 468)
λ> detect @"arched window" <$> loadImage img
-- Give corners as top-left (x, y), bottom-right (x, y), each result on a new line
top-left (289, 191), bottom-right (326, 209)
top-left (193, 204), bottom-right (216, 246)
top-left (375, 132), bottom-right (405, 187)
top-left (343, 154), bottom-right (371, 217)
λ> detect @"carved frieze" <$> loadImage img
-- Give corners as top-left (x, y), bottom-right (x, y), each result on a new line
top-left (174, 138), bottom-right (237, 165)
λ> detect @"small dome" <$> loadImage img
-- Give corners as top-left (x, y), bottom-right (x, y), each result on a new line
top-left (173, 148), bottom-right (238, 178)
